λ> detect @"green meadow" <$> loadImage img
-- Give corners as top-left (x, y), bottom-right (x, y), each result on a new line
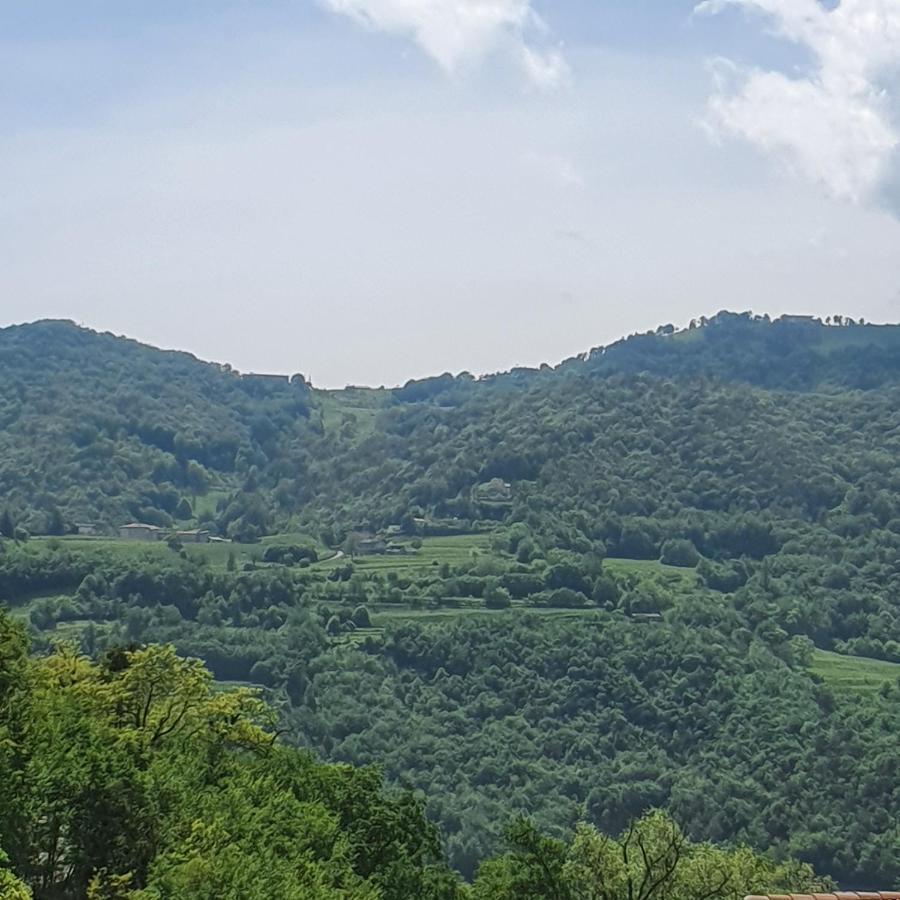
top-left (811, 648), bottom-right (900, 696)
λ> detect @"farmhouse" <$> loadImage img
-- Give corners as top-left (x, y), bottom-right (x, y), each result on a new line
top-left (76, 523), bottom-right (98, 536)
top-left (119, 523), bottom-right (162, 541)
top-left (242, 373), bottom-right (289, 386)
top-left (778, 314), bottom-right (817, 325)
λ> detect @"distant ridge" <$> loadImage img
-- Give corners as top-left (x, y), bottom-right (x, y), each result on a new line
top-left (2, 310), bottom-right (899, 532)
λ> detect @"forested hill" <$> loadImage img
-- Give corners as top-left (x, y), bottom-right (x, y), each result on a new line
top-left (4, 311), bottom-right (900, 540)
top-left (0, 319), bottom-right (314, 532)
top-left (7, 313), bottom-right (900, 889)
top-left (396, 311), bottom-right (900, 401)
top-left (563, 311), bottom-right (900, 390)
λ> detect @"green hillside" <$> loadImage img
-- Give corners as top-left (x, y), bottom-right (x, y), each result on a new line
top-left (5, 313), bottom-right (900, 889)
top-left (0, 319), bottom-right (314, 537)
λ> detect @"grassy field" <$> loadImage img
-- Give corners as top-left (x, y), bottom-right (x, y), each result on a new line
top-left (316, 534), bottom-right (494, 574)
top-left (372, 605), bottom-right (602, 624)
top-left (19, 534), bottom-right (698, 644)
top-left (811, 649), bottom-right (900, 696)
top-left (28, 532), bottom-right (486, 578)
top-left (337, 605), bottom-right (607, 646)
top-left (191, 488), bottom-right (231, 522)
top-left (316, 386), bottom-right (387, 441)
top-left (25, 534), bottom-right (700, 592)
top-left (32, 535), bottom-right (692, 582)
top-left (31, 535), bottom-right (264, 570)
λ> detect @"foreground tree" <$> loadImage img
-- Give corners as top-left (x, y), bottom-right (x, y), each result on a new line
top-left (473, 811), bottom-right (826, 900)
top-left (0, 616), bottom-right (465, 899)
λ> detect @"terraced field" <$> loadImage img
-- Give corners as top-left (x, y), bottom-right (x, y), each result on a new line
top-left (336, 605), bottom-right (607, 646)
top-left (811, 649), bottom-right (900, 696)
top-left (316, 534), bottom-right (494, 574)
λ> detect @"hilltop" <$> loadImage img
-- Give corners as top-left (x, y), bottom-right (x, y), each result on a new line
top-left (3, 311), bottom-right (899, 535)
top-left (0, 319), bottom-right (314, 536)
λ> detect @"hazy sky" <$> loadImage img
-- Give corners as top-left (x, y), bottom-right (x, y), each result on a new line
top-left (2, 0), bottom-right (900, 387)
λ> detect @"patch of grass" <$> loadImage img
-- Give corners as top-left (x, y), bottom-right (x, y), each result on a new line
top-left (604, 558), bottom-right (698, 581)
top-left (259, 532), bottom-right (323, 550)
top-left (811, 649), bottom-right (900, 696)
top-left (332, 604), bottom-right (605, 644)
top-left (31, 534), bottom-right (264, 572)
top-left (317, 534), bottom-right (494, 575)
top-left (371, 605), bottom-right (602, 625)
top-left (316, 387), bottom-right (388, 442)
top-left (192, 489), bottom-right (231, 522)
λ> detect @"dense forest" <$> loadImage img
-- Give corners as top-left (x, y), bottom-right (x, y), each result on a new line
top-left (2, 312), bottom-right (900, 894)
top-left (5, 314), bottom-right (900, 659)
top-left (0, 608), bottom-right (828, 898)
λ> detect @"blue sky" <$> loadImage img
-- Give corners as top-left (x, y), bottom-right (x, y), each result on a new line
top-left (2, 0), bottom-right (899, 386)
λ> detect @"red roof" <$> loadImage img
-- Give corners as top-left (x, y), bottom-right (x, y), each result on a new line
top-left (746, 894), bottom-right (900, 900)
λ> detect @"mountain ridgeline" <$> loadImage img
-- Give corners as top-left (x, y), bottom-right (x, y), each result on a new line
top-left (3, 311), bottom-right (900, 534)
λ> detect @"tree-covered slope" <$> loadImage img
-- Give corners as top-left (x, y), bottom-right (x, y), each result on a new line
top-left (564, 311), bottom-right (900, 390)
top-left (0, 608), bottom-right (832, 898)
top-left (5, 312), bottom-right (900, 539)
top-left (0, 320), bottom-right (313, 532)
top-left (5, 315), bottom-right (900, 654)
top-left (5, 314), bottom-right (900, 892)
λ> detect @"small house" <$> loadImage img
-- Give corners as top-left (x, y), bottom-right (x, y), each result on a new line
top-left (76, 523), bottom-right (98, 536)
top-left (119, 523), bottom-right (162, 542)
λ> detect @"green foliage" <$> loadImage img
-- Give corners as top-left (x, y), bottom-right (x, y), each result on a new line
top-left (473, 810), bottom-right (826, 900)
top-left (263, 543), bottom-right (319, 565)
top-left (660, 539), bottom-right (700, 568)
top-left (5, 314), bottom-right (900, 893)
top-left (0, 858), bottom-right (32, 899)
top-left (0, 320), bottom-right (312, 536)
top-left (0, 609), bottom-right (463, 899)
top-left (279, 612), bottom-right (900, 884)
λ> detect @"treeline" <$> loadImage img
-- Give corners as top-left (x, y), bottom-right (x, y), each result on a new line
top-left (0, 609), bottom-right (829, 898)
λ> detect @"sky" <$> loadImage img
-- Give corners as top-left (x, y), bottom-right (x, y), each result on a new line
top-left (2, 0), bottom-right (900, 387)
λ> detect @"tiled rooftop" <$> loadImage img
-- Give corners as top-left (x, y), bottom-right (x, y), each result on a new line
top-left (746, 894), bottom-right (900, 900)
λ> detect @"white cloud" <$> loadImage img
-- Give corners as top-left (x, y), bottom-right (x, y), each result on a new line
top-left (698, 0), bottom-right (900, 207)
top-left (319, 0), bottom-right (570, 89)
